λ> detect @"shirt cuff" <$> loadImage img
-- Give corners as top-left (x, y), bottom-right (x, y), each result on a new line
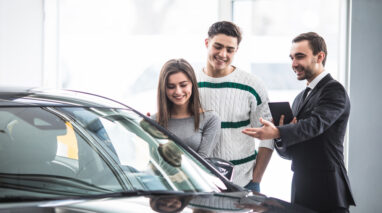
top-left (259, 139), bottom-right (274, 150)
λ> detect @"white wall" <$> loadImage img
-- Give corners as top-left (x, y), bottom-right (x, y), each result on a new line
top-left (348, 0), bottom-right (382, 212)
top-left (0, 0), bottom-right (43, 87)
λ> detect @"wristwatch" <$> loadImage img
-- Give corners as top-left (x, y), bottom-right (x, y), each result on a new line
top-left (274, 138), bottom-right (282, 147)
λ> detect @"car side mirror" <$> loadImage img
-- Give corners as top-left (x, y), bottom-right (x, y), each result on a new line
top-left (206, 157), bottom-right (234, 181)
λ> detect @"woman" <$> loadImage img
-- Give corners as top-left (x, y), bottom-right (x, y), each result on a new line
top-left (153, 58), bottom-right (220, 158)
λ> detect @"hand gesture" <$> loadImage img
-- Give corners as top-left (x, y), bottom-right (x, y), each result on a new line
top-left (242, 118), bottom-right (279, 140)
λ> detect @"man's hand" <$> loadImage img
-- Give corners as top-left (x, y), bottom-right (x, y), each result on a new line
top-left (242, 118), bottom-right (280, 140)
top-left (242, 116), bottom-right (297, 140)
top-left (244, 180), bottom-right (260, 193)
top-left (279, 114), bottom-right (297, 126)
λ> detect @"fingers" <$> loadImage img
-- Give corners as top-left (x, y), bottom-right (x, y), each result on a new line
top-left (242, 128), bottom-right (258, 138)
top-left (242, 128), bottom-right (265, 140)
top-left (279, 115), bottom-right (284, 126)
top-left (279, 116), bottom-right (297, 125)
top-left (260, 117), bottom-right (273, 126)
top-left (242, 128), bottom-right (258, 133)
top-left (242, 118), bottom-right (276, 140)
top-left (242, 128), bottom-right (258, 137)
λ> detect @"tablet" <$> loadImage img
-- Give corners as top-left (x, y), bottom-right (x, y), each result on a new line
top-left (268, 102), bottom-right (294, 126)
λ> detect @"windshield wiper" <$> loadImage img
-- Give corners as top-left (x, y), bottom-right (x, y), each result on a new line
top-left (0, 173), bottom-right (113, 198)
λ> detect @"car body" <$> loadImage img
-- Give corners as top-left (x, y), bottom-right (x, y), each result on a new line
top-left (0, 88), bottom-right (315, 213)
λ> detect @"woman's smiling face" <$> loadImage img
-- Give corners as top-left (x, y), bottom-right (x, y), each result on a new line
top-left (166, 72), bottom-right (192, 107)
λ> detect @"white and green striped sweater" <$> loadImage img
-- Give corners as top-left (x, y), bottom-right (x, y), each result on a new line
top-left (197, 68), bottom-right (274, 186)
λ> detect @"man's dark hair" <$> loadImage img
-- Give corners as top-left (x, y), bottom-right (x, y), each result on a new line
top-left (208, 21), bottom-right (242, 45)
top-left (293, 32), bottom-right (328, 66)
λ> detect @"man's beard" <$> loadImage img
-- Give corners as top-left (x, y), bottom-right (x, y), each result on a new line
top-left (295, 65), bottom-right (314, 81)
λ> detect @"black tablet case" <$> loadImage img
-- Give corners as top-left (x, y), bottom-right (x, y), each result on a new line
top-left (268, 102), bottom-right (293, 126)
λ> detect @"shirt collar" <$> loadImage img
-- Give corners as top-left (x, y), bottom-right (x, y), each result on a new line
top-left (307, 70), bottom-right (329, 90)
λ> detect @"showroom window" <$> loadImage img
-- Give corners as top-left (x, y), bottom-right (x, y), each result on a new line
top-left (44, 0), bottom-right (349, 202)
top-left (45, 0), bottom-right (219, 113)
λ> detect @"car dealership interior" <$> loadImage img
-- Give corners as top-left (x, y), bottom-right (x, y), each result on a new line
top-left (0, 0), bottom-right (381, 212)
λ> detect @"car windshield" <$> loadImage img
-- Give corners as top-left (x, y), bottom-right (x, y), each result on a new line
top-left (0, 106), bottom-right (226, 199)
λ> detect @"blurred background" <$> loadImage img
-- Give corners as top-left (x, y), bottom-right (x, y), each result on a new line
top-left (1, 0), bottom-right (381, 212)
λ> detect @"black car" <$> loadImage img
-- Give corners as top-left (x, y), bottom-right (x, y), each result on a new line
top-left (0, 88), bottom-right (315, 213)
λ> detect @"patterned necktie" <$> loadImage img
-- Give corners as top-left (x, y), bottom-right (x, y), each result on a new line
top-left (302, 87), bottom-right (311, 101)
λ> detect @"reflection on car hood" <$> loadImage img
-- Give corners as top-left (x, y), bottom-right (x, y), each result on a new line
top-left (0, 192), bottom-right (250, 213)
top-left (0, 194), bottom-right (194, 213)
top-left (0, 191), bottom-right (315, 213)
top-left (1, 196), bottom-right (158, 213)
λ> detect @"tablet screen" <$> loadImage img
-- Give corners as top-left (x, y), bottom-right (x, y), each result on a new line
top-left (268, 102), bottom-right (294, 126)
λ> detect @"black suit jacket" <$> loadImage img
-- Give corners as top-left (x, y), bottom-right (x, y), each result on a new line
top-left (276, 74), bottom-right (355, 211)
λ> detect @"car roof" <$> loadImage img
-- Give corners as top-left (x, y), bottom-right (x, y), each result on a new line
top-left (0, 87), bottom-right (130, 109)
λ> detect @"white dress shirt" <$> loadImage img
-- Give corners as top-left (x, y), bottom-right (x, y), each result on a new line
top-left (306, 70), bottom-right (329, 98)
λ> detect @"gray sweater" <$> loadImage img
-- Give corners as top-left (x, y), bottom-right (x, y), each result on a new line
top-left (153, 111), bottom-right (220, 158)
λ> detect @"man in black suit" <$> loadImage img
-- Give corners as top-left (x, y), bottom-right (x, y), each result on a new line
top-left (242, 32), bottom-right (355, 213)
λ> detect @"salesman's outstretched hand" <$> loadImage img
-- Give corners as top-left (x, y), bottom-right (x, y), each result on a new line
top-left (242, 118), bottom-right (280, 140)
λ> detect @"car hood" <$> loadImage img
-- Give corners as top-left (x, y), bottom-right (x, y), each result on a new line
top-left (0, 191), bottom-right (315, 213)
top-left (0, 193), bottom-right (247, 213)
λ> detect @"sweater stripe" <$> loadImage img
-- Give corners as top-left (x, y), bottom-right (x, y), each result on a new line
top-left (198, 82), bottom-right (262, 105)
top-left (230, 150), bottom-right (258, 165)
top-left (221, 119), bottom-right (250, 129)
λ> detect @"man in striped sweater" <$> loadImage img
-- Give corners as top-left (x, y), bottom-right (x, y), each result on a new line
top-left (197, 21), bottom-right (274, 192)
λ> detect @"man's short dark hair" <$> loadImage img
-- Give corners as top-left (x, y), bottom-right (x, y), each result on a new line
top-left (208, 21), bottom-right (242, 45)
top-left (293, 32), bottom-right (328, 66)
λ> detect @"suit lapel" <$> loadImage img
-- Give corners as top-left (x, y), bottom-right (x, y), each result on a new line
top-left (296, 74), bottom-right (333, 116)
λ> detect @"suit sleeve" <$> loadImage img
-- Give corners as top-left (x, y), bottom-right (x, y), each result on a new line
top-left (278, 82), bottom-right (349, 147)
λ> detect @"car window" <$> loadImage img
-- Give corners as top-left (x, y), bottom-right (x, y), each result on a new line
top-left (0, 106), bottom-right (226, 200)
top-left (58, 107), bottom-right (226, 193)
top-left (0, 107), bottom-right (124, 197)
